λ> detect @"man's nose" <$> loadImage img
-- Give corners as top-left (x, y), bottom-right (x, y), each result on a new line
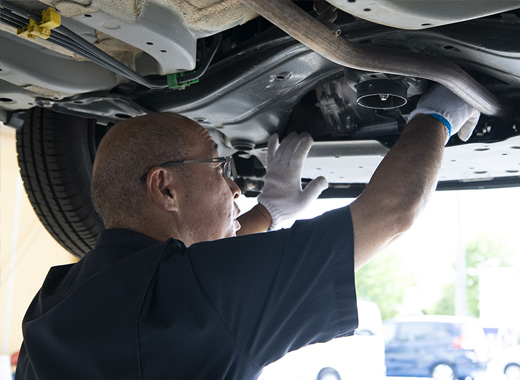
top-left (227, 177), bottom-right (241, 199)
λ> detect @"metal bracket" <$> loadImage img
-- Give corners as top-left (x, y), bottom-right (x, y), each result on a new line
top-left (17, 8), bottom-right (61, 40)
top-left (167, 72), bottom-right (199, 90)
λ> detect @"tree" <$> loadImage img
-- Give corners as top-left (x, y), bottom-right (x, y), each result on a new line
top-left (355, 248), bottom-right (416, 320)
top-left (465, 234), bottom-right (514, 317)
top-left (426, 234), bottom-right (514, 317)
top-left (426, 281), bottom-right (455, 316)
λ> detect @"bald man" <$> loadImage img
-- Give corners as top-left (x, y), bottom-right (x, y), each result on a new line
top-left (16, 85), bottom-right (480, 380)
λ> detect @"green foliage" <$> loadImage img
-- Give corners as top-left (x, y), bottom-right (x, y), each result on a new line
top-left (465, 234), bottom-right (514, 268)
top-left (426, 234), bottom-right (514, 317)
top-left (465, 234), bottom-right (513, 317)
top-left (355, 249), bottom-right (416, 320)
top-left (356, 235), bottom-right (515, 320)
top-left (425, 282), bottom-right (455, 316)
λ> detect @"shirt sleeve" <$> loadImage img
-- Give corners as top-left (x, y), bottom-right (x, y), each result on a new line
top-left (187, 206), bottom-right (358, 369)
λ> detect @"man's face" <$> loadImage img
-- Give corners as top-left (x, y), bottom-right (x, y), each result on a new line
top-left (173, 127), bottom-right (241, 245)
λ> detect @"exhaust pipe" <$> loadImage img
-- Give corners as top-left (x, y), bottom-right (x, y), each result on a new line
top-left (241, 0), bottom-right (506, 116)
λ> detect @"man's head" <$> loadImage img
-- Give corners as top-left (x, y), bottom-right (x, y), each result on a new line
top-left (91, 113), bottom-right (241, 245)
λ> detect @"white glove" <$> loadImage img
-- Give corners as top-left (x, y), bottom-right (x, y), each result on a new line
top-left (258, 132), bottom-right (328, 230)
top-left (409, 84), bottom-right (481, 143)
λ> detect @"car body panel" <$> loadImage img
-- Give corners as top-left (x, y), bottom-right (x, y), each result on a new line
top-left (384, 316), bottom-right (489, 379)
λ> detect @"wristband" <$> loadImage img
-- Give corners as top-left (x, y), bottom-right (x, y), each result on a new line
top-left (428, 113), bottom-right (452, 140)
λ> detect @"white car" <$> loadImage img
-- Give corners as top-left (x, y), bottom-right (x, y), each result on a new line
top-left (487, 345), bottom-right (520, 380)
top-left (258, 301), bottom-right (385, 380)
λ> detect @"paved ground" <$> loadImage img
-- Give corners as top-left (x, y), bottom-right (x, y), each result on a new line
top-left (386, 373), bottom-right (507, 380)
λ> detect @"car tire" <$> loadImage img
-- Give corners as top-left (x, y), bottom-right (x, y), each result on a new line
top-left (16, 107), bottom-right (105, 258)
top-left (505, 363), bottom-right (520, 380)
top-left (431, 363), bottom-right (456, 380)
top-left (317, 367), bottom-right (341, 380)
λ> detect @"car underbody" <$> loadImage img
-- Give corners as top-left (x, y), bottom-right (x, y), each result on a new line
top-left (2, 0), bottom-right (520, 256)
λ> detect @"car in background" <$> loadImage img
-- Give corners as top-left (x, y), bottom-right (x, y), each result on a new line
top-left (258, 301), bottom-right (385, 380)
top-left (487, 345), bottom-right (520, 380)
top-left (384, 315), bottom-right (489, 380)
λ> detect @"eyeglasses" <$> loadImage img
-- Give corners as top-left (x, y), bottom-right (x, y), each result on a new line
top-left (140, 156), bottom-right (234, 182)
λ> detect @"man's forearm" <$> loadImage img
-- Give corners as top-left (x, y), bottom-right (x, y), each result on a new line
top-left (350, 114), bottom-right (447, 270)
top-left (365, 114), bottom-right (447, 214)
top-left (236, 204), bottom-right (273, 235)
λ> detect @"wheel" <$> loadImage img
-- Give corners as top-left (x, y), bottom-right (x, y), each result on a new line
top-left (16, 107), bottom-right (105, 258)
top-left (317, 367), bottom-right (341, 380)
top-left (431, 363), bottom-right (456, 380)
top-left (505, 363), bottom-right (520, 380)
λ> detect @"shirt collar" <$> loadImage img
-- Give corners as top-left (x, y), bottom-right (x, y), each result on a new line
top-left (95, 228), bottom-right (162, 252)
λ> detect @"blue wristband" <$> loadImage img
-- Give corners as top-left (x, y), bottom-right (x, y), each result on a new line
top-left (428, 113), bottom-right (452, 139)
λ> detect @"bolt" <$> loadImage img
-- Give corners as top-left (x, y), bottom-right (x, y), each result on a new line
top-left (245, 180), bottom-right (259, 191)
top-left (380, 94), bottom-right (389, 101)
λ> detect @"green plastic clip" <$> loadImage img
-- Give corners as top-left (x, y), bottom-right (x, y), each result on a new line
top-left (167, 72), bottom-right (199, 90)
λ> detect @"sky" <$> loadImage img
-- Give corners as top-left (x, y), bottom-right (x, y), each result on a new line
top-left (238, 186), bottom-right (520, 251)
top-left (237, 186), bottom-right (520, 321)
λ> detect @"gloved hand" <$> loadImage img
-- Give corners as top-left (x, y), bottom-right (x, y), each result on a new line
top-left (258, 132), bottom-right (328, 230)
top-left (409, 84), bottom-right (481, 143)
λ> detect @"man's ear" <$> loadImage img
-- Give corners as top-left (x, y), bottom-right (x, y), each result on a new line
top-left (146, 167), bottom-right (180, 212)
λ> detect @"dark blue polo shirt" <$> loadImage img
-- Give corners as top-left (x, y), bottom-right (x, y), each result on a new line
top-left (16, 206), bottom-right (357, 380)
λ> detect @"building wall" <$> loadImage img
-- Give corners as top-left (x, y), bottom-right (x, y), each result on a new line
top-left (0, 126), bottom-right (78, 357)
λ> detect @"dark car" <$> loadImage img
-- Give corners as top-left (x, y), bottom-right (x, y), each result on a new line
top-left (384, 316), bottom-right (489, 380)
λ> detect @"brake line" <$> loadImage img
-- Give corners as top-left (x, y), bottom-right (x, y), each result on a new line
top-left (181, 34), bottom-right (222, 82)
top-left (1, 3), bottom-right (168, 88)
top-left (0, 0), bottom-right (34, 20)
top-left (1, 2), bottom-right (220, 90)
top-left (0, 10), bottom-right (149, 84)
top-left (57, 24), bottom-right (169, 89)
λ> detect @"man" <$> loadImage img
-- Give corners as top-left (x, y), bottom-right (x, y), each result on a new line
top-left (15, 85), bottom-right (479, 379)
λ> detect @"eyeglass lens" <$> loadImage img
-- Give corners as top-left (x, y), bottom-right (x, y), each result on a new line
top-left (222, 161), bottom-right (232, 179)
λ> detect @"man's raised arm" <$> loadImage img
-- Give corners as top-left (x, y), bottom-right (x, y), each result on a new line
top-left (237, 132), bottom-right (328, 235)
top-left (350, 85), bottom-right (480, 270)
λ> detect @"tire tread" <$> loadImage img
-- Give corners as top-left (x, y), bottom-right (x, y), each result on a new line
top-left (16, 108), bottom-right (104, 258)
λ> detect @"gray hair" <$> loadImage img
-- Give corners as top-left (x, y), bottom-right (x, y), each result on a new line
top-left (91, 113), bottom-right (193, 228)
